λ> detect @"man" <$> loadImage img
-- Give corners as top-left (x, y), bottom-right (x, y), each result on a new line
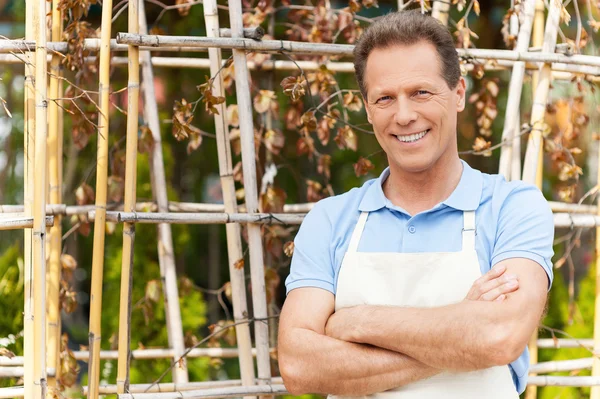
top-left (277, 10), bottom-right (554, 399)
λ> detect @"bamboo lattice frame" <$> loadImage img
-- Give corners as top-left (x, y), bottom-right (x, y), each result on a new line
top-left (3, 0), bottom-right (600, 397)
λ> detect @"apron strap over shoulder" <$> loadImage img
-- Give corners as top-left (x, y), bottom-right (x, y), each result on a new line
top-left (462, 210), bottom-right (476, 251)
top-left (347, 212), bottom-right (369, 253)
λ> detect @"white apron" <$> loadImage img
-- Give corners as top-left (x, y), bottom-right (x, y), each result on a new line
top-left (330, 210), bottom-right (519, 399)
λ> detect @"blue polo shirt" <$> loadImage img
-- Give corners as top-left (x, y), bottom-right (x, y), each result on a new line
top-left (285, 160), bottom-right (554, 394)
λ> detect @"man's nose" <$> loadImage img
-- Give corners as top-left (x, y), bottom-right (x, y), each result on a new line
top-left (394, 98), bottom-right (418, 126)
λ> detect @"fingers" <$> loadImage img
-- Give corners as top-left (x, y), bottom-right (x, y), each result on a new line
top-left (465, 264), bottom-right (507, 301)
top-left (479, 277), bottom-right (519, 301)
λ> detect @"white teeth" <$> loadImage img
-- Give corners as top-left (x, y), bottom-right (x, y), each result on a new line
top-left (397, 130), bottom-right (429, 143)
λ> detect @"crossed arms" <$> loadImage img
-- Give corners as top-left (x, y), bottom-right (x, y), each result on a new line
top-left (277, 258), bottom-right (548, 396)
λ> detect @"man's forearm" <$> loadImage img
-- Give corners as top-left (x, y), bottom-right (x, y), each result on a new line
top-left (279, 327), bottom-right (440, 396)
top-left (352, 300), bottom-right (525, 371)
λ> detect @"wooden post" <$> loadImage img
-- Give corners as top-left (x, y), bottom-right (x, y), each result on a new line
top-left (87, 0), bottom-right (114, 394)
top-left (592, 140), bottom-right (600, 399)
top-left (23, 0), bottom-right (36, 396)
top-left (227, 0), bottom-right (272, 390)
top-left (523, 1), bottom-right (560, 398)
top-left (497, 0), bottom-right (536, 179)
top-left (203, 0), bottom-right (257, 396)
top-left (32, 0), bottom-right (49, 395)
top-left (46, 0), bottom-right (63, 388)
top-left (138, 0), bottom-right (189, 383)
top-left (116, 0), bottom-right (140, 393)
top-left (431, 1), bottom-right (450, 25)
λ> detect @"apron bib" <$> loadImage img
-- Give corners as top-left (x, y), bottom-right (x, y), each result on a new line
top-left (330, 211), bottom-right (518, 399)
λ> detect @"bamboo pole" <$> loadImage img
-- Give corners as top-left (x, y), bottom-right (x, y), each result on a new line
top-left (92, 211), bottom-right (305, 225)
top-left (431, 0), bottom-right (450, 25)
top-left (89, 377), bottom-right (284, 395)
top-left (591, 67), bottom-right (600, 399)
top-left (117, 384), bottom-right (288, 399)
top-left (537, 338), bottom-right (595, 348)
top-left (4, 36), bottom-right (600, 66)
top-left (46, 0), bottom-right (63, 387)
top-left (87, 0), bottom-right (114, 394)
top-left (510, 117), bottom-right (521, 181)
top-left (7, 210), bottom-right (599, 228)
top-left (4, 53), bottom-right (600, 81)
top-left (22, 0), bottom-right (36, 396)
top-left (203, 0), bottom-right (256, 395)
top-left (2, 346), bottom-right (273, 365)
top-left (31, 0), bottom-right (49, 394)
top-left (522, 2), bottom-right (560, 398)
top-left (0, 201), bottom-right (316, 214)
top-left (138, 0), bottom-right (188, 383)
top-left (227, 0), bottom-right (272, 390)
top-left (530, 358), bottom-right (593, 374)
top-left (0, 216), bottom-right (53, 230)
top-left (116, 0), bottom-right (140, 392)
top-left (528, 376), bottom-right (600, 386)
top-left (0, 387), bottom-right (24, 398)
top-left (497, 0), bottom-right (536, 179)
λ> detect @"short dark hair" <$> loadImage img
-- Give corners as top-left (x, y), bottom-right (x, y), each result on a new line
top-left (353, 10), bottom-right (461, 97)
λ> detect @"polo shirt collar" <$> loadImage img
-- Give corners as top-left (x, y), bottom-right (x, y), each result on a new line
top-left (357, 160), bottom-right (483, 212)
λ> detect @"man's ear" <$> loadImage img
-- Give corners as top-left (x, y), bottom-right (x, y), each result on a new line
top-left (362, 94), bottom-right (373, 124)
top-left (456, 77), bottom-right (467, 112)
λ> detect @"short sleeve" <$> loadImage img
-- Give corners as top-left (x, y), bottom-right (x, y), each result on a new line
top-left (285, 201), bottom-right (336, 295)
top-left (491, 183), bottom-right (555, 289)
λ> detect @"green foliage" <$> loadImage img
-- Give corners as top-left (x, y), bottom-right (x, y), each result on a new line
top-left (538, 263), bottom-right (596, 399)
top-left (0, 244), bottom-right (23, 388)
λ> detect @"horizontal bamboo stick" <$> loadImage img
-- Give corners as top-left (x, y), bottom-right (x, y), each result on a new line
top-left (112, 34), bottom-right (600, 69)
top-left (2, 208), bottom-right (597, 228)
top-left (2, 200), bottom-right (589, 215)
top-left (117, 384), bottom-right (288, 399)
top-left (0, 28), bottom-right (261, 54)
top-left (89, 211), bottom-right (305, 225)
top-left (0, 387), bottom-right (24, 399)
top-left (0, 202), bottom-right (315, 215)
top-left (1, 347), bottom-right (275, 366)
top-left (537, 338), bottom-right (594, 348)
top-left (0, 216), bottom-right (54, 230)
top-left (554, 213), bottom-right (600, 228)
top-left (3, 53), bottom-right (600, 80)
top-left (0, 367), bottom-right (25, 377)
top-left (85, 378), bottom-right (284, 395)
top-left (529, 358), bottom-right (593, 373)
top-left (549, 201), bottom-right (597, 214)
top-left (528, 376), bottom-right (600, 386)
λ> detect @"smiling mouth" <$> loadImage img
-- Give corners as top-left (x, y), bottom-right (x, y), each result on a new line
top-left (396, 129), bottom-right (430, 143)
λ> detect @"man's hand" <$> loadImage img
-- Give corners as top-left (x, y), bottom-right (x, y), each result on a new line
top-left (326, 265), bottom-right (521, 342)
top-left (465, 264), bottom-right (519, 302)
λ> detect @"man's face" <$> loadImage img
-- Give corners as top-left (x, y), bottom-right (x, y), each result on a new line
top-left (363, 42), bottom-right (466, 174)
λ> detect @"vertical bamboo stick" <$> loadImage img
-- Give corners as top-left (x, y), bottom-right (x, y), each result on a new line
top-left (431, 1), bottom-right (450, 25)
top-left (523, 1), bottom-right (560, 398)
top-left (497, 0), bottom-right (536, 179)
top-left (87, 0), bottom-right (114, 395)
top-left (46, 0), bottom-right (63, 388)
top-left (32, 0), bottom-right (49, 395)
top-left (510, 117), bottom-right (522, 181)
top-left (227, 0), bottom-right (272, 389)
top-left (533, 0), bottom-right (545, 192)
top-left (203, 0), bottom-right (257, 397)
top-left (23, 0), bottom-right (36, 396)
top-left (116, 0), bottom-right (140, 393)
top-left (592, 142), bottom-right (600, 399)
top-left (138, 0), bottom-right (189, 383)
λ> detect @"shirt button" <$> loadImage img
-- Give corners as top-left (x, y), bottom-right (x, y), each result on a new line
top-left (408, 225), bottom-right (416, 234)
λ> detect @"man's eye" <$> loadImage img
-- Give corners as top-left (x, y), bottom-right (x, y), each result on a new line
top-left (376, 96), bottom-right (392, 103)
top-left (416, 90), bottom-right (430, 96)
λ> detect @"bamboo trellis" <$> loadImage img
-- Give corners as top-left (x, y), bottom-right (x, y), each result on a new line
top-left (5, 0), bottom-right (600, 398)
